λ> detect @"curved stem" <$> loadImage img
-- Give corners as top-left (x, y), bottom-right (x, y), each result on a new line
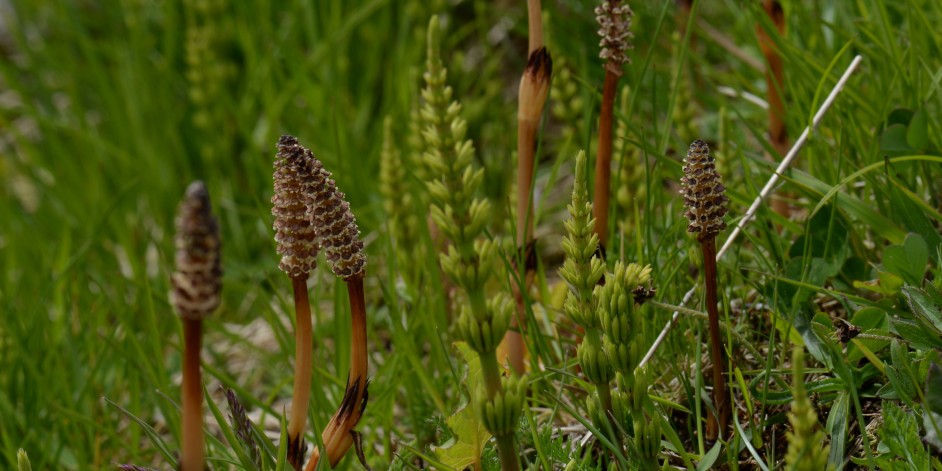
top-left (305, 277), bottom-right (369, 471)
top-left (181, 319), bottom-right (204, 471)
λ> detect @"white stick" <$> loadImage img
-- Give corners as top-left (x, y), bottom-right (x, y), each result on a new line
top-left (638, 54), bottom-right (863, 369)
top-left (717, 86), bottom-right (769, 110)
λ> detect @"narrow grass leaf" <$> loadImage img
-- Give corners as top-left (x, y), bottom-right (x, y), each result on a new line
top-left (825, 392), bottom-right (850, 469)
top-left (102, 397), bottom-right (179, 468)
top-left (204, 387), bottom-right (260, 471)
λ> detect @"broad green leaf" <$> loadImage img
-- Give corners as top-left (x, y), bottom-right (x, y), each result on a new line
top-left (433, 342), bottom-right (491, 471)
top-left (886, 108), bottom-right (915, 126)
top-left (907, 109), bottom-right (929, 149)
top-left (696, 441), bottom-right (722, 471)
top-left (853, 270), bottom-right (904, 296)
top-left (887, 187), bottom-right (942, 258)
top-left (889, 317), bottom-right (942, 350)
top-left (851, 307), bottom-right (889, 330)
top-left (881, 124), bottom-right (911, 153)
top-left (903, 285), bottom-right (942, 333)
top-left (884, 234), bottom-right (928, 286)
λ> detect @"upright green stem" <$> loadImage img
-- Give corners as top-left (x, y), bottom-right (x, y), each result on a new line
top-left (597, 385), bottom-right (614, 421)
top-left (479, 352), bottom-right (521, 471)
top-left (288, 276), bottom-right (313, 469)
top-left (584, 328), bottom-right (614, 416)
top-left (181, 318), bottom-right (204, 471)
top-left (701, 238), bottom-right (729, 442)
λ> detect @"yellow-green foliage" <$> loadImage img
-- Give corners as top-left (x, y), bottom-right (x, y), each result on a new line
top-left (599, 262), bottom-right (652, 382)
top-left (184, 0), bottom-right (235, 161)
top-left (614, 85), bottom-right (644, 233)
top-left (17, 449), bottom-right (31, 471)
top-left (379, 117), bottom-right (419, 254)
top-left (671, 32), bottom-right (697, 146)
top-left (550, 58), bottom-right (584, 148)
top-left (560, 151), bottom-right (607, 329)
top-left (785, 348), bottom-right (829, 471)
top-left (419, 17), bottom-right (489, 260)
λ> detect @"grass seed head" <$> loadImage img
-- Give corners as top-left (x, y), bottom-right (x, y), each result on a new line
top-left (595, 0), bottom-right (634, 68)
top-left (681, 139), bottom-right (729, 241)
top-left (170, 181), bottom-right (221, 320)
top-left (273, 135), bottom-right (320, 278)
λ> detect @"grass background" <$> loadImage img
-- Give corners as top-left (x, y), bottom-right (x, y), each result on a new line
top-left (2, 0), bottom-right (941, 469)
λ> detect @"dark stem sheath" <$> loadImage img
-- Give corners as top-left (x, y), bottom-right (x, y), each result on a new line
top-left (288, 276), bottom-right (313, 469)
top-left (593, 67), bottom-right (620, 250)
top-left (181, 318), bottom-right (204, 471)
top-left (701, 238), bottom-right (729, 442)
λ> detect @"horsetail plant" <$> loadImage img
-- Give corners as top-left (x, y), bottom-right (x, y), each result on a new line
top-left (785, 348), bottom-right (829, 470)
top-left (169, 181), bottom-right (221, 471)
top-left (559, 151), bottom-right (613, 422)
top-left (300, 138), bottom-right (369, 471)
top-left (273, 135), bottom-right (369, 470)
top-left (422, 16), bottom-right (525, 471)
top-left (597, 261), bottom-right (662, 465)
top-left (272, 137), bottom-right (320, 468)
top-left (593, 0), bottom-right (633, 254)
top-left (512, 0), bottom-right (552, 375)
top-left (680, 139), bottom-right (730, 443)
